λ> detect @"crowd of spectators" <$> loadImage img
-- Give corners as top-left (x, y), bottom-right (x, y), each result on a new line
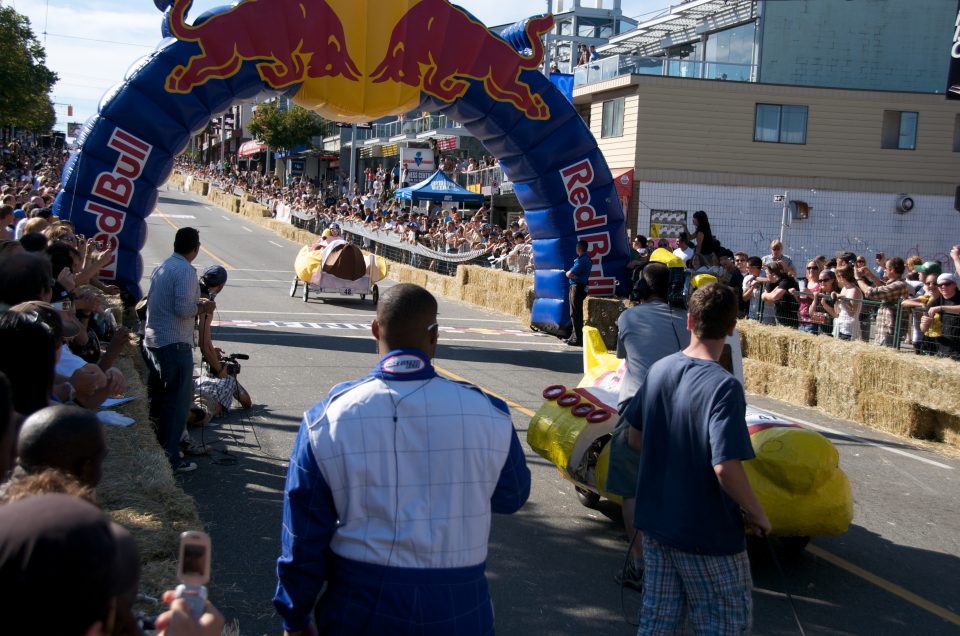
top-left (0, 141), bottom-right (225, 634)
top-left (623, 212), bottom-right (959, 359)
top-left (177, 159), bottom-right (536, 273)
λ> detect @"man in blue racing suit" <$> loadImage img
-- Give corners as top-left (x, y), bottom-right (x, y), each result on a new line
top-left (274, 283), bottom-right (530, 635)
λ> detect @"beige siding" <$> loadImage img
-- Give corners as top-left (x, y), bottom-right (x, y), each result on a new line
top-left (590, 91), bottom-right (639, 172)
top-left (579, 76), bottom-right (960, 191)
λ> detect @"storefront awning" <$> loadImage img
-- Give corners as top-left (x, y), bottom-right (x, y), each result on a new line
top-left (238, 140), bottom-right (268, 158)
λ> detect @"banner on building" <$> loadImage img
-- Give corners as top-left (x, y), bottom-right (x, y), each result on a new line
top-left (949, 1), bottom-right (960, 99)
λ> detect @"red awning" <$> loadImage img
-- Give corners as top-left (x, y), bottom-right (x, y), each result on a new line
top-left (238, 140), bottom-right (268, 158)
top-left (611, 168), bottom-right (634, 198)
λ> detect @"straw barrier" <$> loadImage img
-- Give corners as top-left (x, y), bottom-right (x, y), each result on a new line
top-left (96, 299), bottom-right (203, 604)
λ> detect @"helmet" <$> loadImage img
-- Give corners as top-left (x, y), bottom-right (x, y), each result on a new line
top-left (690, 273), bottom-right (719, 289)
top-left (649, 247), bottom-right (684, 269)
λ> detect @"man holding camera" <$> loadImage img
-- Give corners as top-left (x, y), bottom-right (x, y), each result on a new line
top-left (189, 265), bottom-right (251, 429)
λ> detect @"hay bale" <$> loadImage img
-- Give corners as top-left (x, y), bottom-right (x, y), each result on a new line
top-left (742, 358), bottom-right (817, 406)
top-left (935, 411), bottom-right (960, 449)
top-left (857, 392), bottom-right (939, 440)
top-left (812, 337), bottom-right (862, 422)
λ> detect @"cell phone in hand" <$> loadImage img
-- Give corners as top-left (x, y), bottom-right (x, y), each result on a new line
top-left (175, 531), bottom-right (211, 620)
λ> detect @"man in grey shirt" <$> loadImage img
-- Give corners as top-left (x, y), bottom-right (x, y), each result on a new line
top-left (144, 227), bottom-right (214, 473)
top-left (608, 262), bottom-right (689, 590)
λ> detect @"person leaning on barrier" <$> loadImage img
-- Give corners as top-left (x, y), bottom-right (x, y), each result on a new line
top-left (855, 256), bottom-right (911, 347)
top-left (761, 261), bottom-right (800, 328)
top-left (274, 283), bottom-right (530, 636)
top-left (905, 272), bottom-right (943, 355)
top-left (925, 273), bottom-right (960, 359)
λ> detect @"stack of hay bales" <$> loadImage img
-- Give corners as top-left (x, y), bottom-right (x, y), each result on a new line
top-left (585, 297), bottom-right (960, 450)
top-left (97, 305), bottom-right (202, 602)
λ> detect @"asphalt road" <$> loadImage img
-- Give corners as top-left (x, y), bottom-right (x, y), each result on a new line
top-left (142, 185), bottom-right (960, 635)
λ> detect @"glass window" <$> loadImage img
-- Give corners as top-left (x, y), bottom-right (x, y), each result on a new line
top-left (754, 104), bottom-right (807, 144)
top-left (881, 111), bottom-right (918, 150)
top-left (601, 97), bottom-right (624, 138)
top-left (953, 115), bottom-right (960, 152)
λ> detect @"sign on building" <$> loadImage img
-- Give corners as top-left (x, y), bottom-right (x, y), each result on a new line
top-left (400, 147), bottom-right (435, 184)
top-left (949, 1), bottom-right (960, 100)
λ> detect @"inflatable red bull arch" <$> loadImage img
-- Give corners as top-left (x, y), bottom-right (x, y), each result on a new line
top-left (53, 0), bottom-right (630, 334)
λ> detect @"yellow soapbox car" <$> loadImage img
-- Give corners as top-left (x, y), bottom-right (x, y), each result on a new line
top-left (527, 326), bottom-right (853, 551)
top-left (290, 239), bottom-right (388, 304)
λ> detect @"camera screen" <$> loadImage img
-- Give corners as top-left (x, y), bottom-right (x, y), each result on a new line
top-left (182, 544), bottom-right (207, 576)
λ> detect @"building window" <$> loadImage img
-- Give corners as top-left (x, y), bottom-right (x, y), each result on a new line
top-left (754, 104), bottom-right (807, 144)
top-left (881, 111), bottom-right (918, 150)
top-left (601, 97), bottom-right (624, 138)
top-left (954, 115), bottom-right (960, 153)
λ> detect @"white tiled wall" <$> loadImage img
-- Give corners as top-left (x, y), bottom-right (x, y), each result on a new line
top-left (636, 181), bottom-right (959, 270)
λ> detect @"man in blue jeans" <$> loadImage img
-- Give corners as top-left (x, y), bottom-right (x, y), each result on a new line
top-left (144, 227), bottom-right (214, 473)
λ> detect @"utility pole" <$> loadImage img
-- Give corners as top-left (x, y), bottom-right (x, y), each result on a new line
top-left (348, 124), bottom-right (358, 196)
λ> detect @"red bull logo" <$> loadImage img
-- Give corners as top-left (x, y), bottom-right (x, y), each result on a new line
top-left (165, 0), bottom-right (360, 93)
top-left (370, 0), bottom-right (553, 120)
top-left (163, 0), bottom-right (553, 121)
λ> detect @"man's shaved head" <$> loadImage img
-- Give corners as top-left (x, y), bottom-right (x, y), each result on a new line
top-left (373, 284), bottom-right (439, 356)
top-left (17, 405), bottom-right (107, 487)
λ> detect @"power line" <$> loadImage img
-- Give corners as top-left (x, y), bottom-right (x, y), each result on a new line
top-left (41, 31), bottom-right (154, 49)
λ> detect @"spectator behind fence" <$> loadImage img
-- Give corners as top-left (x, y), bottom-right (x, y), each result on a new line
top-left (798, 260), bottom-right (823, 335)
top-left (905, 273), bottom-right (942, 355)
top-left (691, 211), bottom-right (717, 265)
top-left (13, 405), bottom-right (107, 488)
top-left (761, 261), bottom-right (800, 328)
top-left (926, 273), bottom-right (960, 359)
top-left (856, 257), bottom-right (910, 347)
top-left (811, 269), bottom-right (837, 336)
top-left (825, 264), bottom-right (863, 340)
top-left (0, 373), bottom-right (13, 477)
top-left (0, 311), bottom-right (57, 418)
top-left (762, 240), bottom-right (796, 277)
top-left (742, 256), bottom-right (766, 322)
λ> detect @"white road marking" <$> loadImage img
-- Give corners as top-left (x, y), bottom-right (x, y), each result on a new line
top-left (212, 310), bottom-right (520, 324)
top-left (221, 215), bottom-right (232, 221)
top-left (242, 227), bottom-right (253, 233)
top-left (207, 329), bottom-right (569, 349)
top-left (759, 407), bottom-right (954, 470)
top-left (268, 241), bottom-right (284, 248)
top-left (155, 213), bottom-right (195, 219)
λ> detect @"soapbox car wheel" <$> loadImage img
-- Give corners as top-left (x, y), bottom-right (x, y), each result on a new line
top-left (372, 284), bottom-right (380, 305)
top-left (302, 286), bottom-right (310, 302)
top-left (289, 278), bottom-right (299, 297)
top-left (575, 486), bottom-right (601, 508)
top-left (776, 536), bottom-right (810, 555)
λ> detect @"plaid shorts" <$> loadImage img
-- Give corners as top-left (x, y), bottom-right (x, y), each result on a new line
top-left (638, 535), bottom-right (753, 635)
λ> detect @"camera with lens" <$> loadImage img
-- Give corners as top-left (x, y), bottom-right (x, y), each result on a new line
top-left (219, 353), bottom-right (249, 376)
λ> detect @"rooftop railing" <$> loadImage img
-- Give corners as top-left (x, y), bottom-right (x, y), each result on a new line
top-left (573, 53), bottom-right (757, 86)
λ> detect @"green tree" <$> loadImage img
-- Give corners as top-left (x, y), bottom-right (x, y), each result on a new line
top-left (0, 7), bottom-right (58, 131)
top-left (247, 101), bottom-right (325, 152)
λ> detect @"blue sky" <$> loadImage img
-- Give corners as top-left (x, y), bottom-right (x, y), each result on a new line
top-left (16, 0), bottom-right (668, 133)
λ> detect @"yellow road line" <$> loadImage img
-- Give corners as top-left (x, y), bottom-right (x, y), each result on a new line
top-left (435, 365), bottom-right (960, 629)
top-left (808, 546), bottom-right (960, 626)
top-left (155, 209), bottom-right (235, 270)
top-left (433, 364), bottom-right (536, 418)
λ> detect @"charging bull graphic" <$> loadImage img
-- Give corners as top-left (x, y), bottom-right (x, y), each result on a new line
top-left (164, 0), bottom-right (360, 92)
top-left (57, 0), bottom-right (630, 334)
top-left (370, 0), bottom-right (554, 120)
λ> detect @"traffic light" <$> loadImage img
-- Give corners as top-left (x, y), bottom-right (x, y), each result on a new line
top-left (67, 105), bottom-right (73, 117)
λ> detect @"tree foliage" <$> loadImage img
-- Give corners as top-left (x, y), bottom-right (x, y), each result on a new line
top-left (0, 7), bottom-right (58, 131)
top-left (247, 101), bottom-right (325, 151)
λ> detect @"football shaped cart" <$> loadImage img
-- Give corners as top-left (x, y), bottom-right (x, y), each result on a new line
top-left (290, 241), bottom-right (385, 304)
